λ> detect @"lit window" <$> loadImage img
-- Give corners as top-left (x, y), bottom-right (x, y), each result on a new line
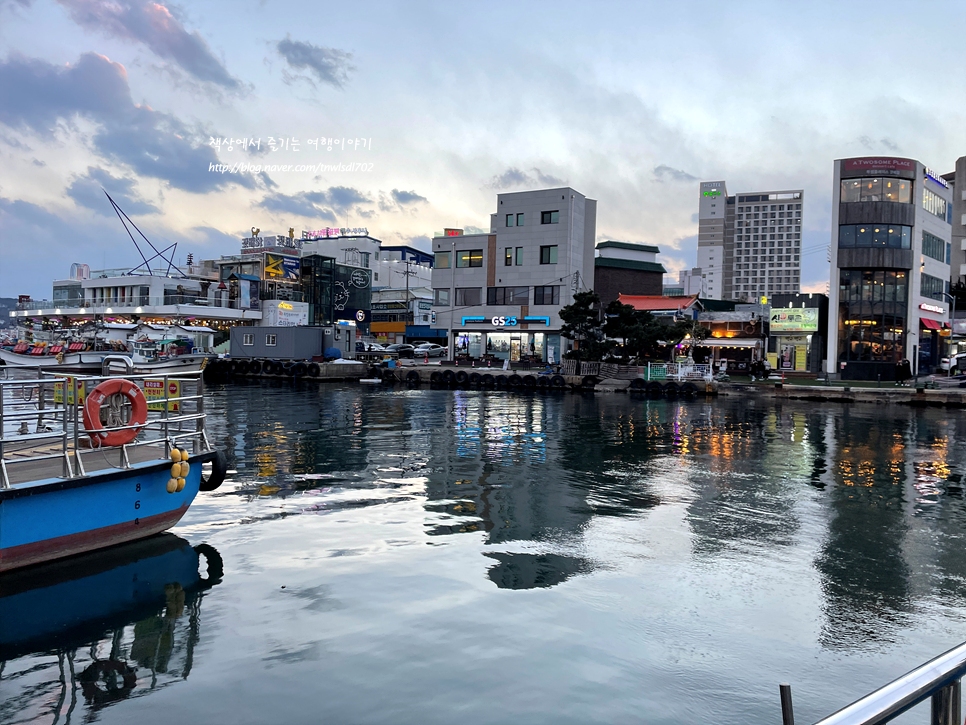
top-left (456, 250), bottom-right (483, 268)
top-left (266, 334), bottom-right (276, 346)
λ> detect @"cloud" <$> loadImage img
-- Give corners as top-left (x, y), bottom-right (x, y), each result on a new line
top-left (390, 189), bottom-right (427, 206)
top-left (276, 37), bottom-right (353, 88)
top-left (486, 167), bottom-right (565, 189)
top-left (56, 0), bottom-right (240, 89)
top-left (880, 137), bottom-right (899, 151)
top-left (0, 52), bottom-right (254, 193)
top-left (653, 164), bottom-right (697, 183)
top-left (66, 166), bottom-right (160, 215)
top-left (191, 225), bottom-right (240, 250)
top-left (257, 186), bottom-right (373, 222)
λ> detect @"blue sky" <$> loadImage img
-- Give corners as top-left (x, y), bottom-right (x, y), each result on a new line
top-left (1, 0), bottom-right (964, 299)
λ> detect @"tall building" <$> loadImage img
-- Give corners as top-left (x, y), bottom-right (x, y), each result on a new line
top-left (697, 181), bottom-right (804, 301)
top-left (947, 156), bottom-right (965, 287)
top-left (431, 187), bottom-right (596, 362)
top-left (826, 156), bottom-right (953, 380)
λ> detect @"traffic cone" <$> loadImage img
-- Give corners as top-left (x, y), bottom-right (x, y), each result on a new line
top-left (487, 359), bottom-right (491, 367)
top-left (472, 359), bottom-right (475, 368)
top-left (455, 358), bottom-right (459, 366)
top-left (424, 351), bottom-right (428, 364)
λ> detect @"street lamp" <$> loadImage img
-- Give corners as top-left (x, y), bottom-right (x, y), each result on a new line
top-left (941, 291), bottom-right (957, 377)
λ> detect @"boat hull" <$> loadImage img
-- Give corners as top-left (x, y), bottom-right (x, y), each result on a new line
top-left (0, 349), bottom-right (106, 372)
top-left (0, 451), bottom-right (215, 572)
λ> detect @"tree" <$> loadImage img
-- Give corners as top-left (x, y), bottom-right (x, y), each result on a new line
top-left (559, 290), bottom-right (612, 361)
top-left (664, 318), bottom-right (711, 359)
top-left (626, 311), bottom-right (667, 360)
top-left (602, 300), bottom-right (640, 351)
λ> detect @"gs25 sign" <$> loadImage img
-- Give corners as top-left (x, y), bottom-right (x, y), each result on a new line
top-left (491, 316), bottom-right (518, 327)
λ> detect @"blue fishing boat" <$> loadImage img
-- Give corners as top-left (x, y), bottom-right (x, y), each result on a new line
top-left (0, 370), bottom-right (227, 571)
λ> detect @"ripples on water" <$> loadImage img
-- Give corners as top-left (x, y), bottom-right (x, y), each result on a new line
top-left (5, 380), bottom-right (966, 724)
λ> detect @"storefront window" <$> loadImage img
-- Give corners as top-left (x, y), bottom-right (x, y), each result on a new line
top-left (841, 177), bottom-right (912, 204)
top-left (838, 224), bottom-right (911, 249)
top-left (838, 268), bottom-right (907, 364)
top-left (456, 332), bottom-right (482, 358)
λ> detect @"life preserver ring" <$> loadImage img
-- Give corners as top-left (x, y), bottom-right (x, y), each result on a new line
top-left (745, 324), bottom-right (756, 334)
top-left (83, 379), bottom-right (147, 447)
top-left (79, 660), bottom-right (137, 705)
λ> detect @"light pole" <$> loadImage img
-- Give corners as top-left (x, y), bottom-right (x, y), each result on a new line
top-left (942, 291), bottom-right (957, 377)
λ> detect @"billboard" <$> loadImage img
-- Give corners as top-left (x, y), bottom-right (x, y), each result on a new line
top-left (841, 157), bottom-right (916, 178)
top-left (263, 300), bottom-right (309, 326)
top-left (770, 308), bottom-right (819, 333)
top-left (264, 254), bottom-right (300, 280)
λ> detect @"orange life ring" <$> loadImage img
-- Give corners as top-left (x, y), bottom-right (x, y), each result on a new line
top-left (83, 378), bottom-right (148, 446)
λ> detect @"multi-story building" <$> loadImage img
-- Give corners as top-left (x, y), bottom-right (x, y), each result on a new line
top-left (299, 228), bottom-right (433, 290)
top-left (948, 156), bottom-right (965, 288)
top-left (663, 268), bottom-right (707, 297)
top-left (432, 187), bottom-right (597, 362)
top-left (826, 156), bottom-right (953, 380)
top-left (593, 241), bottom-right (665, 308)
top-left (697, 181), bottom-right (805, 301)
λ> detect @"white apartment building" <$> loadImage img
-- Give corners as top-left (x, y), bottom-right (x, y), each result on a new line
top-left (697, 181), bottom-right (805, 301)
top-left (299, 229), bottom-right (433, 290)
top-left (432, 188), bottom-right (597, 362)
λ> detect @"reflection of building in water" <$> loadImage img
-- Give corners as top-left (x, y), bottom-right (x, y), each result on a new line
top-left (0, 535), bottom-right (222, 724)
top-left (814, 407), bottom-right (913, 649)
top-left (422, 394), bottom-right (672, 588)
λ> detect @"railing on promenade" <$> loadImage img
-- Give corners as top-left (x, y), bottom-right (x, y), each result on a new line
top-left (780, 640), bottom-right (966, 725)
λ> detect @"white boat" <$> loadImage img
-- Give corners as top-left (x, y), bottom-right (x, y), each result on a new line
top-left (1, 347), bottom-right (209, 375)
top-left (0, 345), bottom-right (107, 373)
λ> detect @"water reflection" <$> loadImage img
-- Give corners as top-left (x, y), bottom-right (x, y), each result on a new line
top-left (1, 535), bottom-right (222, 724)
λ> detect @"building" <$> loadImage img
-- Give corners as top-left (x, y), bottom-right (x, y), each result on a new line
top-left (827, 157), bottom-right (953, 380)
top-left (593, 241), bottom-right (666, 308)
top-left (431, 187), bottom-right (597, 362)
top-left (947, 157), bottom-right (965, 288)
top-left (663, 268), bottom-right (707, 297)
top-left (369, 287), bottom-right (439, 345)
top-left (299, 228), bottom-right (433, 290)
top-left (697, 181), bottom-right (805, 301)
top-left (767, 293), bottom-right (829, 374)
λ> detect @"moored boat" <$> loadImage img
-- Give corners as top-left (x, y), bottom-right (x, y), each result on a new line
top-left (0, 369), bottom-right (227, 571)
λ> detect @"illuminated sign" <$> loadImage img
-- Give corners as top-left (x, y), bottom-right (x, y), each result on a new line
top-left (302, 227), bottom-right (368, 239)
top-left (460, 315), bottom-right (550, 327)
top-left (492, 316), bottom-right (518, 326)
top-left (242, 235), bottom-right (303, 253)
top-left (842, 157), bottom-right (916, 178)
top-left (924, 167), bottom-right (950, 189)
top-left (702, 191), bottom-right (721, 197)
top-left (443, 228), bottom-right (463, 236)
top-left (278, 302), bottom-right (293, 310)
top-left (770, 308), bottom-right (818, 333)
top-left (920, 303), bottom-right (945, 314)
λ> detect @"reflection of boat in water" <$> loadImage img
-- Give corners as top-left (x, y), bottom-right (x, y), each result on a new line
top-left (0, 534), bottom-right (222, 721)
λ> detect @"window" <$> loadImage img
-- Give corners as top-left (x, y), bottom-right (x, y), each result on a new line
top-left (540, 245), bottom-right (558, 264)
top-left (921, 273), bottom-right (946, 301)
top-left (838, 224), bottom-right (912, 249)
top-left (840, 177), bottom-right (912, 204)
top-left (360, 252), bottom-right (370, 268)
top-left (435, 251), bottom-right (451, 268)
top-left (374, 273), bottom-right (379, 281)
top-left (456, 249), bottom-right (483, 267)
top-left (534, 286), bottom-right (559, 305)
top-left (922, 231), bottom-right (947, 262)
top-left (266, 334), bottom-right (277, 346)
top-left (923, 187), bottom-right (948, 220)
top-left (455, 287), bottom-right (481, 306)
top-left (434, 288), bottom-right (450, 305)
top-left (515, 247), bottom-right (524, 265)
top-left (243, 333), bottom-right (254, 346)
top-left (541, 210), bottom-right (560, 224)
top-left (505, 248), bottom-right (512, 266)
top-left (516, 213), bottom-right (524, 226)
top-left (487, 286), bottom-right (529, 305)
top-left (506, 214), bottom-right (514, 227)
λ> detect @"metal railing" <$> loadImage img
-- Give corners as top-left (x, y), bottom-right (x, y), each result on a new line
top-left (646, 362), bottom-right (712, 381)
top-left (780, 641), bottom-right (966, 725)
top-left (0, 370), bottom-right (209, 488)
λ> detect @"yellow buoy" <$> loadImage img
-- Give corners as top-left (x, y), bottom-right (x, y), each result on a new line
top-left (166, 478), bottom-right (178, 493)
top-left (180, 461), bottom-right (189, 477)
top-left (170, 463), bottom-right (182, 478)
top-left (180, 449), bottom-right (190, 462)
top-left (176, 477), bottom-right (186, 492)
top-left (170, 449), bottom-right (181, 463)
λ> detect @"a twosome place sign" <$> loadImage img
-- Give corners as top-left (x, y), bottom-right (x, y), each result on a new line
top-left (842, 157), bottom-right (916, 178)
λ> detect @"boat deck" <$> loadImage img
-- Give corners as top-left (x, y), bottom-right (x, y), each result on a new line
top-left (3, 438), bottom-right (178, 487)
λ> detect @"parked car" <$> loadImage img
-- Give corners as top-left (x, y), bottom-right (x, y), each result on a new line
top-left (385, 343), bottom-right (415, 358)
top-left (941, 353), bottom-right (966, 373)
top-left (414, 343), bottom-right (446, 358)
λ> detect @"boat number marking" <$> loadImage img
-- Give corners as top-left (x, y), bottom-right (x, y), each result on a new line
top-left (135, 500), bottom-right (140, 509)
top-left (136, 483), bottom-right (141, 492)
top-left (134, 518), bottom-right (140, 525)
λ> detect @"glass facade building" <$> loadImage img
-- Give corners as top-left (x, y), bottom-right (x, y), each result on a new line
top-left (827, 157), bottom-right (953, 381)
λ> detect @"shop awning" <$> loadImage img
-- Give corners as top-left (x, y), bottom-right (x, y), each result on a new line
top-left (921, 318), bottom-right (941, 330)
top-left (697, 339), bottom-right (761, 348)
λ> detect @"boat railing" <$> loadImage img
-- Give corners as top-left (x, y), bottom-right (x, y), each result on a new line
top-left (779, 640), bottom-right (966, 725)
top-left (0, 371), bottom-right (208, 488)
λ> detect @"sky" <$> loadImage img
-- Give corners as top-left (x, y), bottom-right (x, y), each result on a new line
top-left (1, 0), bottom-right (964, 300)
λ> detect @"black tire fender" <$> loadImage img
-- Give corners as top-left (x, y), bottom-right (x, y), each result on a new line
top-left (455, 370), bottom-right (469, 385)
top-left (406, 370), bottom-right (421, 384)
top-left (550, 375), bottom-right (566, 388)
top-left (307, 363), bottom-right (321, 377)
top-left (430, 371), bottom-right (443, 383)
top-left (469, 372), bottom-right (481, 384)
top-left (200, 449), bottom-right (228, 492)
top-left (443, 369), bottom-right (456, 384)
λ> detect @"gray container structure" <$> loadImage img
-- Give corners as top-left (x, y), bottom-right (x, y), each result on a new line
top-left (229, 326), bottom-right (356, 360)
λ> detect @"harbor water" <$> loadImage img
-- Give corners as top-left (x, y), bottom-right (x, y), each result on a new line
top-left (5, 381), bottom-right (966, 724)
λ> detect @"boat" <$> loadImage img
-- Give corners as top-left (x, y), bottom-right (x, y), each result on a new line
top-left (0, 369), bottom-right (227, 571)
top-left (0, 343), bottom-right (210, 375)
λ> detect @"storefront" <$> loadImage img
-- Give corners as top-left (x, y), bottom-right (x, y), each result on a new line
top-left (451, 318), bottom-right (563, 363)
top-left (770, 306), bottom-right (820, 372)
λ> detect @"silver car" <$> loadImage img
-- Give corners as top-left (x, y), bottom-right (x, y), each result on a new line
top-left (414, 343), bottom-right (446, 358)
